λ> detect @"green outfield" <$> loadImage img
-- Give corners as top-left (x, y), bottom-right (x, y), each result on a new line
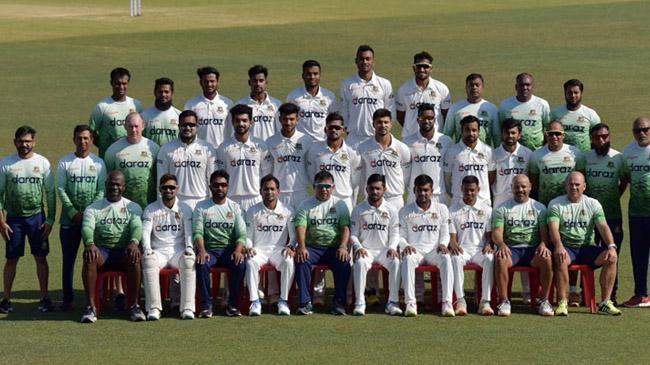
top-left (1, 0), bottom-right (649, 363)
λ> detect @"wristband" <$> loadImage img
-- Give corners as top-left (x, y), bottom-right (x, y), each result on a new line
top-left (607, 244), bottom-right (617, 249)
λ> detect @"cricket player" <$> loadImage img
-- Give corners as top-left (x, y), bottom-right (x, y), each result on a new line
top-left (551, 79), bottom-right (601, 152)
top-left (142, 77), bottom-right (182, 146)
top-left (235, 65), bottom-right (282, 141)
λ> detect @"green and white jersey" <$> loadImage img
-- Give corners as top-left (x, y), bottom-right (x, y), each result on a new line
top-left (529, 144), bottom-right (585, 205)
top-left (622, 141), bottom-right (650, 217)
top-left (491, 198), bottom-right (546, 247)
top-left (142, 105), bottom-right (181, 146)
top-left (104, 137), bottom-right (160, 209)
top-left (444, 99), bottom-right (499, 147)
top-left (584, 148), bottom-right (624, 219)
top-left (81, 197), bottom-right (143, 249)
top-left (0, 153), bottom-right (56, 224)
top-left (448, 199), bottom-right (492, 257)
top-left (295, 196), bottom-right (350, 248)
top-left (547, 194), bottom-right (605, 248)
top-left (551, 104), bottom-right (601, 152)
top-left (192, 197), bottom-right (247, 250)
top-left (498, 95), bottom-right (551, 150)
top-left (57, 153), bottom-right (106, 226)
top-left (88, 96), bottom-right (143, 158)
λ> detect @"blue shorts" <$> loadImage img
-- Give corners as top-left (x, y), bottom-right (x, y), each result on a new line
top-left (565, 246), bottom-right (604, 268)
top-left (5, 213), bottom-right (49, 259)
top-left (97, 246), bottom-right (127, 270)
top-left (510, 247), bottom-right (537, 267)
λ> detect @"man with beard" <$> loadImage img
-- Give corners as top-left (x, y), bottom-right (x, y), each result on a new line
top-left (236, 65), bottom-right (282, 141)
top-left (551, 79), bottom-right (601, 152)
top-left (142, 77), bottom-right (182, 146)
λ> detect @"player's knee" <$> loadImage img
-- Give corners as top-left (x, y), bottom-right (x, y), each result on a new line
top-left (180, 254), bottom-right (195, 270)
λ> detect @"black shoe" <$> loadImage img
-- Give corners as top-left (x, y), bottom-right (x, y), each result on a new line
top-left (114, 294), bottom-right (126, 311)
top-left (225, 306), bottom-right (241, 317)
top-left (38, 297), bottom-right (53, 312)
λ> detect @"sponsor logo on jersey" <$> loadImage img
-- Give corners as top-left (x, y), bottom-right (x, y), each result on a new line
top-left (155, 224), bottom-right (181, 232)
top-left (563, 220), bottom-right (588, 229)
top-left (205, 221), bottom-right (234, 229)
top-left (253, 115), bottom-right (274, 123)
top-left (119, 160), bottom-right (150, 168)
top-left (149, 128), bottom-right (177, 136)
top-left (277, 155), bottom-right (301, 163)
top-left (352, 97), bottom-right (378, 106)
top-left (409, 101), bottom-right (437, 110)
top-left (460, 221), bottom-right (485, 230)
top-left (100, 217), bottom-right (129, 225)
top-left (498, 167), bottom-right (525, 176)
top-left (362, 223), bottom-right (387, 231)
top-left (586, 169), bottom-right (615, 178)
top-left (310, 217), bottom-right (338, 225)
top-left (319, 163), bottom-right (347, 172)
top-left (541, 166), bottom-right (573, 174)
top-left (198, 118), bottom-right (224, 126)
top-left (299, 111), bottom-right (326, 119)
top-left (109, 118), bottom-right (126, 127)
top-left (411, 224), bottom-right (438, 232)
top-left (458, 164), bottom-right (485, 172)
top-left (256, 224), bottom-right (284, 232)
top-left (69, 174), bottom-right (97, 183)
top-left (506, 218), bottom-right (536, 227)
top-left (370, 159), bottom-right (397, 168)
top-left (563, 124), bottom-right (585, 133)
top-left (11, 176), bottom-right (41, 184)
top-left (517, 119), bottom-right (537, 126)
top-left (174, 160), bottom-right (202, 168)
top-left (413, 154), bottom-right (441, 163)
top-left (230, 159), bottom-right (257, 167)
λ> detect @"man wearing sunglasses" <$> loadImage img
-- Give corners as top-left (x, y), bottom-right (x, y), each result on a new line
top-left (551, 79), bottom-right (601, 152)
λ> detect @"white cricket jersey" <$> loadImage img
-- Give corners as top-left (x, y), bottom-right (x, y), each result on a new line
top-left (403, 131), bottom-right (453, 197)
top-left (358, 135), bottom-right (411, 200)
top-left (156, 138), bottom-right (217, 202)
top-left (141, 105), bottom-right (182, 146)
top-left (340, 72), bottom-right (395, 142)
top-left (444, 99), bottom-right (499, 147)
top-left (141, 199), bottom-right (193, 252)
top-left (350, 200), bottom-right (399, 251)
top-left (444, 140), bottom-right (493, 204)
top-left (306, 141), bottom-right (361, 200)
top-left (286, 86), bottom-right (338, 142)
top-left (184, 93), bottom-right (233, 148)
top-left (399, 201), bottom-right (450, 253)
top-left (489, 143), bottom-right (532, 206)
top-left (396, 77), bottom-right (451, 137)
top-left (448, 200), bottom-right (492, 257)
top-left (245, 200), bottom-right (295, 251)
top-left (235, 94), bottom-right (282, 142)
top-left (216, 137), bottom-right (272, 198)
top-left (266, 130), bottom-right (313, 193)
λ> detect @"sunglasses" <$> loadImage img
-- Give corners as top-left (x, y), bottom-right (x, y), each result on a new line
top-left (160, 185), bottom-right (177, 191)
top-left (633, 127), bottom-right (650, 134)
top-left (181, 124), bottom-right (197, 128)
top-left (545, 131), bottom-right (564, 137)
top-left (414, 63), bottom-right (432, 69)
top-left (315, 183), bottom-right (333, 190)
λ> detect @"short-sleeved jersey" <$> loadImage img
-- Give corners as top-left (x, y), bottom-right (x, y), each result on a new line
top-left (184, 93), bottom-right (234, 148)
top-left (444, 140), bottom-right (493, 204)
top-left (444, 99), bottom-right (499, 147)
top-left (0, 153), bottom-right (56, 224)
top-left (340, 72), bottom-right (395, 141)
top-left (491, 198), bottom-right (546, 247)
top-left (449, 200), bottom-right (492, 256)
top-left (396, 77), bottom-right (451, 137)
top-left (141, 105), bottom-right (181, 146)
top-left (551, 104), bottom-right (601, 152)
top-left (622, 142), bottom-right (650, 217)
top-left (294, 196), bottom-right (350, 248)
top-left (547, 194), bottom-right (605, 248)
top-left (286, 86), bottom-right (338, 142)
top-left (245, 200), bottom-right (294, 251)
top-left (404, 131), bottom-right (453, 197)
top-left (528, 144), bottom-right (585, 205)
top-left (267, 131), bottom-right (313, 193)
top-left (142, 199), bottom-right (192, 252)
top-left (81, 197), bottom-right (143, 249)
top-left (399, 201), bottom-right (450, 253)
top-left (57, 153), bottom-right (106, 225)
top-left (88, 96), bottom-right (143, 158)
top-left (358, 136), bottom-right (411, 200)
top-left (156, 138), bottom-right (216, 202)
top-left (350, 200), bottom-right (399, 252)
top-left (584, 148), bottom-right (624, 219)
top-left (489, 143), bottom-right (533, 206)
top-left (235, 94), bottom-right (282, 142)
top-left (104, 137), bottom-right (160, 209)
top-left (498, 95), bottom-right (551, 150)
top-left (215, 137), bottom-right (272, 199)
top-left (192, 197), bottom-right (247, 250)
top-left (306, 141), bottom-right (361, 200)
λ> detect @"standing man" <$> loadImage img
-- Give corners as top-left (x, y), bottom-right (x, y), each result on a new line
top-left (294, 171), bottom-right (351, 315)
top-left (79, 171), bottom-right (144, 323)
top-left (157, 110), bottom-right (217, 209)
top-left (0, 126), bottom-right (56, 313)
top-left (57, 125), bottom-right (106, 311)
top-left (184, 66), bottom-right (234, 148)
top-left (340, 44), bottom-right (395, 147)
top-left (551, 79), bottom-right (601, 152)
top-left (89, 67), bottom-right (143, 158)
top-left (104, 112), bottom-right (160, 209)
top-left (444, 73), bottom-right (499, 147)
top-left (236, 65), bottom-right (282, 141)
top-left (548, 172), bottom-right (621, 316)
top-left (498, 73), bottom-right (551, 150)
top-left (396, 51), bottom-right (451, 138)
top-left (216, 104), bottom-right (272, 212)
top-left (193, 170), bottom-right (247, 317)
top-left (286, 60), bottom-right (338, 142)
top-left (141, 174), bottom-right (195, 320)
top-left (142, 77), bottom-right (181, 146)
top-left (244, 174), bottom-right (295, 316)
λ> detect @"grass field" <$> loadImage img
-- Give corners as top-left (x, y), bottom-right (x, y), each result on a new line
top-left (1, 0), bottom-right (650, 363)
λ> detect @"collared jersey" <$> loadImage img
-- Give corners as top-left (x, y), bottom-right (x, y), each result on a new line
top-left (547, 194), bottom-right (605, 248)
top-left (498, 95), bottom-right (551, 150)
top-left (57, 153), bottom-right (106, 225)
top-left (286, 86), bottom-right (338, 142)
top-left (528, 144), bottom-right (585, 205)
top-left (192, 197), bottom-right (247, 250)
top-left (81, 197), bottom-right (143, 249)
top-left (444, 140), bottom-right (493, 204)
top-left (396, 77), bottom-right (451, 137)
top-left (89, 96), bottom-right (143, 158)
top-left (551, 104), bottom-right (601, 151)
top-left (235, 94), bottom-right (282, 142)
top-left (350, 200), bottom-right (399, 251)
top-left (491, 198), bottom-right (546, 247)
top-left (449, 199), bottom-right (492, 256)
top-left (142, 199), bottom-right (192, 252)
top-left (294, 196), bottom-right (350, 248)
top-left (489, 143), bottom-right (532, 205)
top-left (267, 130), bottom-right (313, 193)
top-left (184, 93), bottom-right (234, 148)
top-left (399, 201), bottom-right (450, 253)
top-left (403, 131), bottom-right (453, 197)
top-left (215, 137), bottom-right (272, 198)
top-left (306, 141), bottom-right (361, 200)
top-left (444, 99), bottom-right (499, 147)
top-left (358, 135), bottom-right (411, 199)
top-left (245, 200), bottom-right (295, 250)
top-left (157, 138), bottom-right (216, 201)
top-left (142, 106), bottom-right (181, 146)
top-left (622, 142), bottom-right (650, 217)
top-left (340, 72), bottom-right (395, 140)
top-left (584, 148), bottom-right (624, 219)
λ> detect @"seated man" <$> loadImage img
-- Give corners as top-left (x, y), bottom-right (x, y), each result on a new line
top-left (493, 174), bottom-right (553, 316)
top-left (400, 174), bottom-right (453, 317)
top-left (245, 174), bottom-right (295, 316)
top-left (142, 173), bottom-right (196, 320)
top-left (80, 171), bottom-right (144, 323)
top-left (294, 171), bottom-right (351, 315)
top-left (351, 174), bottom-right (402, 316)
top-left (548, 171), bottom-right (620, 316)
top-left (448, 175), bottom-right (494, 316)
top-left (194, 169), bottom-right (247, 318)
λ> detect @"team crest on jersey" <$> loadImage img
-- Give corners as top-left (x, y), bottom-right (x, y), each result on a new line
top-left (431, 213), bottom-right (438, 220)
top-left (226, 212), bottom-right (234, 219)
top-left (267, 105), bottom-right (275, 112)
top-left (390, 150), bottom-right (399, 158)
top-left (175, 212), bottom-right (181, 220)
top-left (478, 152), bottom-right (485, 159)
top-left (430, 90), bottom-right (437, 98)
top-left (32, 166), bottom-right (40, 173)
top-left (129, 108), bottom-right (135, 113)
top-left (480, 110), bottom-right (488, 117)
top-left (329, 207), bottom-right (337, 214)
top-left (607, 161), bottom-right (614, 168)
top-left (170, 119), bottom-right (178, 125)
top-left (435, 142), bottom-right (442, 149)
top-left (527, 210), bottom-right (535, 216)
top-left (529, 109), bottom-right (537, 116)
top-left (195, 149), bottom-right (202, 155)
top-left (341, 153), bottom-right (349, 161)
top-left (141, 151), bottom-right (149, 158)
top-left (120, 208), bottom-right (126, 214)
top-left (89, 165), bottom-right (96, 171)
top-left (563, 156), bottom-right (572, 163)
top-left (217, 106), bottom-right (224, 113)
top-left (276, 213), bottom-right (284, 220)
top-left (477, 210), bottom-right (485, 216)
top-left (372, 86), bottom-right (379, 93)
top-left (580, 209), bottom-right (585, 216)
top-left (249, 146), bottom-right (257, 154)
top-left (296, 143), bottom-right (303, 150)
top-left (577, 116), bottom-right (585, 123)
top-left (517, 156), bottom-right (525, 163)
top-left (320, 99), bottom-right (327, 106)
top-left (381, 212), bottom-right (389, 220)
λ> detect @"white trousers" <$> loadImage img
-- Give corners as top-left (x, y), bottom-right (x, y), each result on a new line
top-left (245, 248), bottom-right (294, 302)
top-left (143, 248), bottom-right (196, 313)
top-left (402, 249), bottom-right (452, 304)
top-left (450, 251), bottom-right (494, 302)
top-left (353, 248), bottom-right (400, 305)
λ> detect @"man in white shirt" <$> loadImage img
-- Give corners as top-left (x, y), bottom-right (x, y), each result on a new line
top-left (236, 65), bottom-right (282, 141)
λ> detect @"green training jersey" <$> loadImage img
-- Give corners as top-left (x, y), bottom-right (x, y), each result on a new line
top-left (88, 96), bottom-right (143, 158)
top-left (584, 148), bottom-right (624, 220)
top-left (81, 197), bottom-right (143, 249)
top-left (622, 141), bottom-right (650, 217)
top-left (141, 105), bottom-right (181, 146)
top-left (294, 196), bottom-right (350, 248)
top-left (492, 198), bottom-right (546, 247)
top-left (192, 197), bottom-right (247, 250)
top-left (529, 144), bottom-right (585, 205)
top-left (57, 153), bottom-right (106, 225)
top-left (498, 95), bottom-right (551, 150)
top-left (547, 195), bottom-right (605, 248)
top-left (551, 104), bottom-right (600, 152)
